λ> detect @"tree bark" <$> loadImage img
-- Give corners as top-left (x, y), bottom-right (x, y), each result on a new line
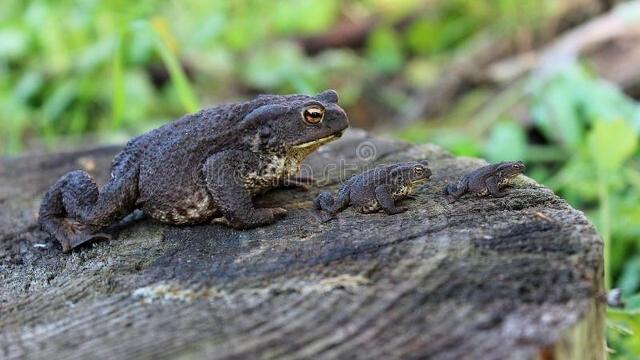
top-left (0, 130), bottom-right (604, 360)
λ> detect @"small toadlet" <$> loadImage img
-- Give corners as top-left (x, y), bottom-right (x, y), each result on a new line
top-left (443, 161), bottom-right (526, 203)
top-left (313, 161), bottom-right (432, 222)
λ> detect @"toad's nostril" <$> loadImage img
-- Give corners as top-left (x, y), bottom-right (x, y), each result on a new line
top-left (327, 104), bottom-right (348, 122)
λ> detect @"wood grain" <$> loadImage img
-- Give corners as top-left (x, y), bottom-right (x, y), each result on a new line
top-left (0, 130), bottom-right (604, 359)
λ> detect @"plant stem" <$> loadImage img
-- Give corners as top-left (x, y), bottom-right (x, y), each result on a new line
top-left (597, 167), bottom-right (611, 290)
top-left (150, 18), bottom-right (199, 113)
top-left (112, 32), bottom-right (125, 130)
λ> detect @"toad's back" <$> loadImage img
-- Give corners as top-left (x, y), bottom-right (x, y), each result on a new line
top-left (130, 106), bottom-right (242, 223)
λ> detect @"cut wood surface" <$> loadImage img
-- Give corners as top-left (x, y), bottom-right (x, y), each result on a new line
top-left (0, 130), bottom-right (604, 360)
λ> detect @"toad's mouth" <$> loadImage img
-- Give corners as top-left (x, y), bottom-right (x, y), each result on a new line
top-left (411, 177), bottom-right (430, 184)
top-left (292, 131), bottom-right (343, 149)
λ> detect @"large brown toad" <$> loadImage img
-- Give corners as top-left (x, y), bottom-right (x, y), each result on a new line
top-left (39, 90), bottom-right (349, 252)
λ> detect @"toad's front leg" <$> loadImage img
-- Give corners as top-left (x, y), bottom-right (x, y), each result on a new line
top-left (486, 176), bottom-right (507, 198)
top-left (204, 151), bottom-right (287, 229)
top-left (375, 185), bottom-right (408, 215)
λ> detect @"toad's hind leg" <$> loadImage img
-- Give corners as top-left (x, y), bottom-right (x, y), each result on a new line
top-left (313, 186), bottom-right (350, 222)
top-left (39, 168), bottom-right (139, 252)
top-left (443, 180), bottom-right (467, 203)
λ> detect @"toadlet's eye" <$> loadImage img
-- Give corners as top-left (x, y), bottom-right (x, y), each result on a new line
top-left (302, 106), bottom-right (324, 125)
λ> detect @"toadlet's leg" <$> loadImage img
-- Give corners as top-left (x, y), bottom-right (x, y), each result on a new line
top-left (443, 178), bottom-right (468, 203)
top-left (375, 185), bottom-right (408, 215)
top-left (486, 176), bottom-right (507, 198)
top-left (313, 183), bottom-right (350, 221)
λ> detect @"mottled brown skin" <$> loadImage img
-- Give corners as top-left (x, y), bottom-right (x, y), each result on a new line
top-left (313, 161), bottom-right (431, 222)
top-left (443, 161), bottom-right (525, 203)
top-left (39, 90), bottom-right (349, 252)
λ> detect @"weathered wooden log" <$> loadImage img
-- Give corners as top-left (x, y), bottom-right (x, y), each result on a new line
top-left (0, 130), bottom-right (604, 359)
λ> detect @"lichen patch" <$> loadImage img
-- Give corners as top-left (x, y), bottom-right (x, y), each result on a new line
top-left (132, 282), bottom-right (220, 303)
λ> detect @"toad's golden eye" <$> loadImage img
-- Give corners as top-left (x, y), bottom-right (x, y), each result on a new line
top-left (303, 107), bottom-right (324, 124)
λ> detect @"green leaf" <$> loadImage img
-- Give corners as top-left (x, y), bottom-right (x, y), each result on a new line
top-left (618, 256), bottom-right (640, 294)
top-left (484, 121), bottom-right (527, 162)
top-left (405, 19), bottom-right (440, 55)
top-left (442, 135), bottom-right (482, 157)
top-left (579, 80), bottom-right (637, 125)
top-left (150, 18), bottom-right (199, 113)
top-left (273, 0), bottom-right (338, 34)
top-left (588, 119), bottom-right (638, 172)
top-left (112, 33), bottom-right (125, 129)
top-left (366, 27), bottom-right (404, 74)
top-left (533, 77), bottom-right (583, 148)
top-left (41, 81), bottom-right (77, 123)
top-left (13, 71), bottom-right (43, 103)
top-left (242, 42), bottom-right (322, 93)
top-left (395, 124), bottom-right (430, 144)
top-left (76, 37), bottom-right (117, 73)
top-left (625, 293), bottom-right (640, 312)
top-left (0, 28), bottom-right (28, 59)
top-left (120, 70), bottom-right (155, 127)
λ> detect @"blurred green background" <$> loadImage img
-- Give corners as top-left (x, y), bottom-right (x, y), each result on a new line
top-left (1, 0), bottom-right (639, 356)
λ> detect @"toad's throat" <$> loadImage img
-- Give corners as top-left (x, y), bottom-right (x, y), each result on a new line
top-left (292, 133), bottom-right (340, 150)
top-left (289, 134), bottom-right (341, 161)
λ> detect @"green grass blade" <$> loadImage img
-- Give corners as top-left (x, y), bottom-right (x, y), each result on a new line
top-left (150, 18), bottom-right (199, 113)
top-left (112, 32), bottom-right (125, 129)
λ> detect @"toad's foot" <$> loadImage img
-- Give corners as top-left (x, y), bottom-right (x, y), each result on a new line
top-left (57, 219), bottom-right (111, 253)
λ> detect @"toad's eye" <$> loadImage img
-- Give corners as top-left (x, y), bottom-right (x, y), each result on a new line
top-left (414, 166), bottom-right (424, 174)
top-left (512, 164), bottom-right (521, 169)
top-left (303, 107), bottom-right (324, 125)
